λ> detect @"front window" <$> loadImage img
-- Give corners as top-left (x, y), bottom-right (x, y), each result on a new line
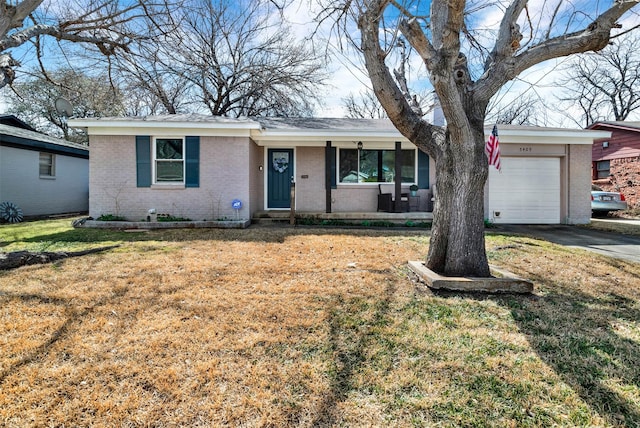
top-left (595, 160), bottom-right (610, 179)
top-left (39, 152), bottom-right (55, 177)
top-left (339, 149), bottom-right (416, 183)
top-left (154, 138), bottom-right (184, 183)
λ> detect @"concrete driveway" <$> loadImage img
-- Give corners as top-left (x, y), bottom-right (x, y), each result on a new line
top-left (493, 222), bottom-right (640, 263)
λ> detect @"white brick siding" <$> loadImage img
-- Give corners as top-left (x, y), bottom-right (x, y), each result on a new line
top-left (89, 135), bottom-right (254, 220)
top-left (567, 144), bottom-right (592, 224)
top-left (295, 147), bottom-right (326, 212)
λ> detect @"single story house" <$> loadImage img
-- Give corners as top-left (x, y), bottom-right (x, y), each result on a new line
top-left (588, 121), bottom-right (640, 208)
top-left (0, 115), bottom-right (89, 219)
top-left (69, 115), bottom-right (609, 224)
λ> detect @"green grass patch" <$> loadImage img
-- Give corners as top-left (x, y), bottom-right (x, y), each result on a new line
top-left (0, 217), bottom-right (134, 252)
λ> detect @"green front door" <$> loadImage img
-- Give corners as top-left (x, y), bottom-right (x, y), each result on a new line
top-left (267, 149), bottom-right (294, 208)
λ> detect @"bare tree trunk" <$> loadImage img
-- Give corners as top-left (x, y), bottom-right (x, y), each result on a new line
top-left (426, 126), bottom-right (490, 277)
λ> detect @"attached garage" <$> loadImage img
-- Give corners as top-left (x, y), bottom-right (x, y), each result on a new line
top-left (488, 157), bottom-right (560, 224)
top-left (484, 125), bottom-right (611, 225)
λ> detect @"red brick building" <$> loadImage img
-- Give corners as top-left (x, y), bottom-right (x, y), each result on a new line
top-left (589, 121), bottom-right (640, 208)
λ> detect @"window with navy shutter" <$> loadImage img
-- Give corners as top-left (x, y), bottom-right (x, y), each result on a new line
top-left (417, 150), bottom-right (430, 189)
top-left (185, 136), bottom-right (200, 188)
top-left (329, 146), bottom-right (336, 189)
top-left (136, 136), bottom-right (151, 187)
top-left (136, 135), bottom-right (199, 187)
top-left (155, 138), bottom-right (185, 182)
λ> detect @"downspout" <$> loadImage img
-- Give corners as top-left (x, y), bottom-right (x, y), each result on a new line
top-left (325, 141), bottom-right (332, 213)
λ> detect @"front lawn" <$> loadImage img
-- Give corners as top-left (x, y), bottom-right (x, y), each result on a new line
top-left (1, 219), bottom-right (639, 426)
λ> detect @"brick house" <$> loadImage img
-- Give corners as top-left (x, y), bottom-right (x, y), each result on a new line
top-left (69, 115), bottom-right (608, 224)
top-left (588, 121), bottom-right (640, 208)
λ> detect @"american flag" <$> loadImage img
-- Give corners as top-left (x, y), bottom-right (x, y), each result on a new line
top-left (486, 124), bottom-right (501, 171)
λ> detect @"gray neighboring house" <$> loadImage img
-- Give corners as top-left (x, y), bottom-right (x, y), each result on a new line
top-left (0, 115), bottom-right (89, 218)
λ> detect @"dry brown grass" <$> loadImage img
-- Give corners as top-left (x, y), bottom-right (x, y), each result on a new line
top-left (587, 218), bottom-right (640, 236)
top-left (1, 223), bottom-right (639, 427)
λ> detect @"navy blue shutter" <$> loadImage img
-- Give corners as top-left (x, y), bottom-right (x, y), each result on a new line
top-left (136, 136), bottom-right (151, 187)
top-left (330, 146), bottom-right (337, 189)
top-left (185, 136), bottom-right (200, 188)
top-left (417, 150), bottom-right (430, 189)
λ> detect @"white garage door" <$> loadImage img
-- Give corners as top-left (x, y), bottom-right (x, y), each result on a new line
top-left (488, 157), bottom-right (560, 224)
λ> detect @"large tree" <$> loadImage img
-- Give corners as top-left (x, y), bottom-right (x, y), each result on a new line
top-left (0, 0), bottom-right (168, 90)
top-left (6, 67), bottom-right (125, 142)
top-left (323, 0), bottom-right (639, 276)
top-left (112, 0), bottom-right (328, 117)
top-left (555, 32), bottom-right (640, 127)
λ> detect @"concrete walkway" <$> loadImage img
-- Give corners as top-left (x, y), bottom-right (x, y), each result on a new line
top-left (493, 223), bottom-right (640, 264)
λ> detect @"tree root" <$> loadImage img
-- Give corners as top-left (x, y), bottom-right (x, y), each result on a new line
top-left (0, 246), bottom-right (119, 271)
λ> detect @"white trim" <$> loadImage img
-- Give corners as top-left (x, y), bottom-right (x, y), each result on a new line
top-left (153, 137), bottom-right (186, 185)
top-left (489, 127), bottom-right (611, 145)
top-left (69, 118), bottom-right (259, 131)
top-left (251, 129), bottom-right (409, 145)
top-left (71, 116), bottom-right (611, 148)
top-left (72, 126), bottom-right (254, 138)
top-left (150, 184), bottom-right (186, 190)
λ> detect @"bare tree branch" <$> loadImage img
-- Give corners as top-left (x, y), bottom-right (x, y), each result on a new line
top-left (476, 0), bottom-right (639, 100)
top-left (0, 0), bottom-right (172, 88)
top-left (555, 31), bottom-right (640, 126)
top-left (343, 89), bottom-right (388, 118)
top-left (103, 0), bottom-right (328, 117)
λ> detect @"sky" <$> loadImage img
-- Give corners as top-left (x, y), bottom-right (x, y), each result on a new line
top-left (2, 0), bottom-right (640, 127)
top-left (280, 0), bottom-right (640, 127)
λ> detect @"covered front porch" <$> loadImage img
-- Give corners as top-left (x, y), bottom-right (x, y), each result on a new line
top-left (251, 118), bottom-right (436, 215)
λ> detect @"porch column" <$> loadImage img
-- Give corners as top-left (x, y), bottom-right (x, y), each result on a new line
top-left (394, 141), bottom-right (402, 212)
top-left (325, 141), bottom-right (332, 213)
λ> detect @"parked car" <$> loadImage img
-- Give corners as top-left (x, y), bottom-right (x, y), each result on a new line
top-left (591, 185), bottom-right (627, 216)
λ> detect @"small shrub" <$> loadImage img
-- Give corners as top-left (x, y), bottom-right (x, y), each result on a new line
top-left (365, 220), bottom-right (396, 228)
top-left (405, 220), bottom-right (431, 228)
top-left (96, 214), bottom-right (126, 221)
top-left (321, 219), bottom-right (348, 226)
top-left (484, 218), bottom-right (496, 228)
top-left (297, 217), bottom-right (320, 226)
top-left (157, 214), bottom-right (192, 222)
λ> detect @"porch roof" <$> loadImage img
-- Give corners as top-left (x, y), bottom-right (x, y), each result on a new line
top-left (252, 117), bottom-right (407, 144)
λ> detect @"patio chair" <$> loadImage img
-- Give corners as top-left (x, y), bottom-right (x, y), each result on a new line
top-left (377, 183), bottom-right (409, 212)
